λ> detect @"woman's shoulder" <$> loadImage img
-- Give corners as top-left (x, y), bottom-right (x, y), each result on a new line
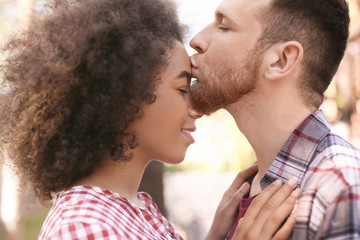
top-left (55, 185), bottom-right (138, 214)
top-left (137, 191), bottom-right (160, 212)
top-left (39, 220), bottom-right (121, 239)
top-left (39, 186), bottom-right (137, 239)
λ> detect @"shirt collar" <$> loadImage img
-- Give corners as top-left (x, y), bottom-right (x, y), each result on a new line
top-left (260, 109), bottom-right (331, 189)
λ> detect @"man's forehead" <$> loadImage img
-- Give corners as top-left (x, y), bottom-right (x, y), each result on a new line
top-left (216, 0), bottom-right (271, 20)
top-left (215, 0), bottom-right (273, 21)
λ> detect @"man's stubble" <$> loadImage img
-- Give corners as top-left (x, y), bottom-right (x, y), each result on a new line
top-left (190, 45), bottom-right (263, 115)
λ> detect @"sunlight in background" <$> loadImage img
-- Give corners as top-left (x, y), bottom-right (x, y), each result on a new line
top-left (175, 0), bottom-right (221, 53)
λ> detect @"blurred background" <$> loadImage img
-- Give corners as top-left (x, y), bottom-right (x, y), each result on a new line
top-left (0, 0), bottom-right (360, 239)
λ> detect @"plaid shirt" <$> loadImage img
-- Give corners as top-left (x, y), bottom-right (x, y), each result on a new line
top-left (261, 110), bottom-right (360, 239)
top-left (38, 186), bottom-right (183, 240)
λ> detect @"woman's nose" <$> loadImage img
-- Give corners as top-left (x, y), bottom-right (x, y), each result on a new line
top-left (188, 105), bottom-right (202, 119)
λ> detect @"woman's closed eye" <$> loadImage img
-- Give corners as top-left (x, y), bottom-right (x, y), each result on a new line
top-left (179, 88), bottom-right (190, 94)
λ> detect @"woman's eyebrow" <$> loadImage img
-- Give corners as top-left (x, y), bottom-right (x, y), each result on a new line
top-left (177, 71), bottom-right (192, 83)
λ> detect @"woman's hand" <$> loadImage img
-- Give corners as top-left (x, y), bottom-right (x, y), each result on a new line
top-left (205, 164), bottom-right (258, 240)
top-left (233, 178), bottom-right (299, 240)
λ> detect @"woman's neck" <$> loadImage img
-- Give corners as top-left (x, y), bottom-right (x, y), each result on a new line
top-left (74, 157), bottom-right (149, 206)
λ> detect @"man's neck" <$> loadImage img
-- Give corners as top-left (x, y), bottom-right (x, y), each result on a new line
top-left (226, 91), bottom-right (315, 195)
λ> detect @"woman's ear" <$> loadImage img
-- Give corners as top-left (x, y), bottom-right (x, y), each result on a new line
top-left (263, 41), bottom-right (303, 81)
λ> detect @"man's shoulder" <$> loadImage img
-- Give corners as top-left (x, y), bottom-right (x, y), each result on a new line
top-left (316, 132), bottom-right (360, 160)
top-left (307, 132), bottom-right (360, 186)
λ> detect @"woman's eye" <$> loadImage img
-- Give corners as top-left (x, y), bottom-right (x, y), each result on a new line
top-left (179, 89), bottom-right (190, 94)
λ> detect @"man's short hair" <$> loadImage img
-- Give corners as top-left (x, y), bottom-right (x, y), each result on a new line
top-left (259, 0), bottom-right (350, 107)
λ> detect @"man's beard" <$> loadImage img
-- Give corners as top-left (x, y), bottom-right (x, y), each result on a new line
top-left (190, 47), bottom-right (262, 115)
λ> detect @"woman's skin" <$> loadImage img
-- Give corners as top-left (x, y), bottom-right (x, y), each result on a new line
top-left (74, 42), bottom-right (198, 205)
top-left (76, 42), bottom-right (298, 240)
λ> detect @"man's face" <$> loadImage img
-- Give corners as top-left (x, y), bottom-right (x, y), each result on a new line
top-left (189, 0), bottom-right (268, 114)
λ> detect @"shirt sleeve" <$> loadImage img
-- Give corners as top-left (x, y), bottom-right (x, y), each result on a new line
top-left (48, 222), bottom-right (122, 240)
top-left (317, 184), bottom-right (360, 239)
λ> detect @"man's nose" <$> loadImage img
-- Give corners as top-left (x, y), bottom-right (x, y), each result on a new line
top-left (190, 27), bottom-right (210, 54)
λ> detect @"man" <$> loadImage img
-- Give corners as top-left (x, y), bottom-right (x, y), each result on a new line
top-left (190, 0), bottom-right (360, 239)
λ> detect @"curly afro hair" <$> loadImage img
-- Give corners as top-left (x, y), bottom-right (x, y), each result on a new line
top-left (0, 0), bottom-right (184, 202)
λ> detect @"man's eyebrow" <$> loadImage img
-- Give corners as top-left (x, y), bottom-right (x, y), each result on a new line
top-left (215, 9), bottom-right (225, 20)
top-left (215, 9), bottom-right (236, 25)
top-left (177, 71), bottom-right (192, 83)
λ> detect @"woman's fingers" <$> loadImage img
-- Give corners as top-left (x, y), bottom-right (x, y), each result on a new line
top-left (232, 178), bottom-right (299, 240)
top-left (261, 188), bottom-right (300, 238)
top-left (213, 182), bottom-right (251, 235)
top-left (225, 182), bottom-right (251, 213)
top-left (226, 164), bottom-right (258, 194)
top-left (272, 202), bottom-right (298, 240)
top-left (232, 179), bottom-right (285, 239)
top-left (220, 164), bottom-right (258, 212)
top-left (205, 169), bottom-right (255, 240)
top-left (240, 178), bottom-right (283, 220)
top-left (254, 177), bottom-right (298, 229)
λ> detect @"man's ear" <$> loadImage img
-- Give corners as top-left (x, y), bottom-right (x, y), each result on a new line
top-left (263, 41), bottom-right (303, 81)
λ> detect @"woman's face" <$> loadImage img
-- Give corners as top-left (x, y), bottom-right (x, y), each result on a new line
top-left (130, 42), bottom-right (200, 164)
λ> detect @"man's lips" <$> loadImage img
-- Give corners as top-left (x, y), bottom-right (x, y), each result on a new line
top-left (191, 67), bottom-right (198, 76)
top-left (190, 57), bottom-right (200, 82)
top-left (191, 63), bottom-right (199, 78)
top-left (190, 57), bottom-right (198, 70)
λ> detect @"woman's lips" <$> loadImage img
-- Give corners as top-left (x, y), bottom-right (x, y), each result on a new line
top-left (181, 128), bottom-right (196, 143)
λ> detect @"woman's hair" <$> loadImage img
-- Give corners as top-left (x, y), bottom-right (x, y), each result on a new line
top-left (0, 0), bottom-right (184, 202)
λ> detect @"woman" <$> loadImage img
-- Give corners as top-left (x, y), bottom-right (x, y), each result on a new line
top-left (0, 0), bottom-right (297, 239)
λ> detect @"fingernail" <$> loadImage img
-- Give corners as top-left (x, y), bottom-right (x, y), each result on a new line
top-left (291, 203), bottom-right (299, 216)
top-left (291, 188), bottom-right (301, 197)
top-left (288, 177), bottom-right (298, 187)
top-left (273, 179), bottom-right (282, 186)
top-left (241, 182), bottom-right (250, 191)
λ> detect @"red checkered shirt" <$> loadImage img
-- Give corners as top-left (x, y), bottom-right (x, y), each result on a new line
top-left (38, 185), bottom-right (183, 240)
top-left (260, 110), bottom-right (360, 239)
